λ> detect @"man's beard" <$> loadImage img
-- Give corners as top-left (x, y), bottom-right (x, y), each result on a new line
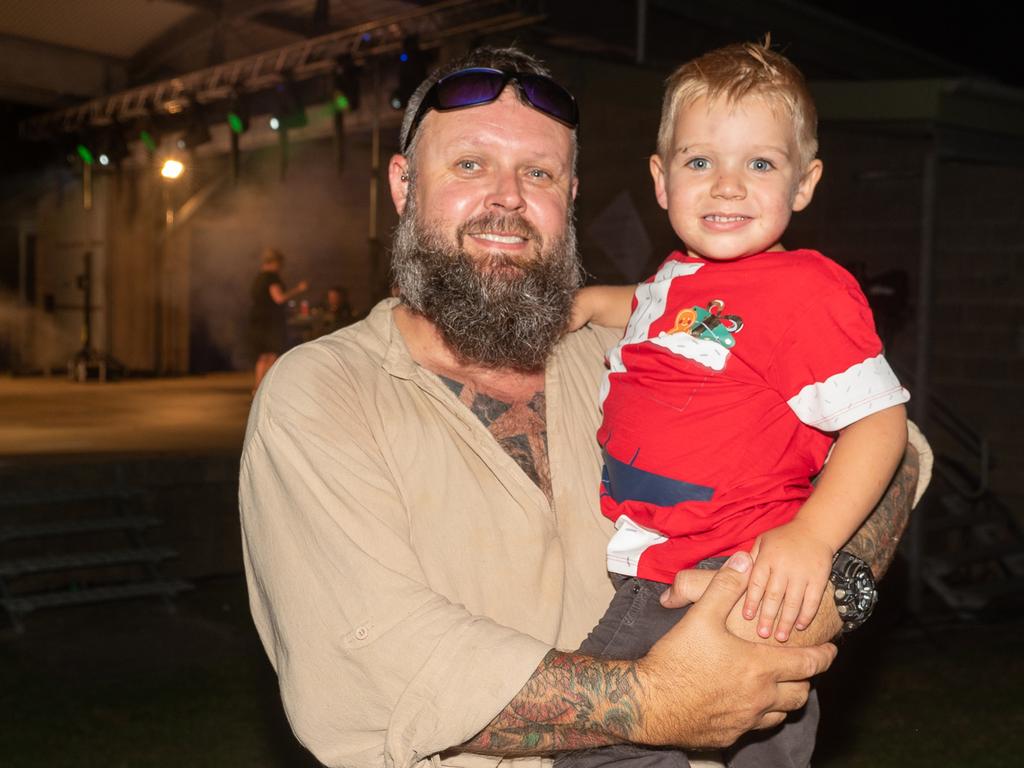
top-left (391, 195), bottom-right (582, 373)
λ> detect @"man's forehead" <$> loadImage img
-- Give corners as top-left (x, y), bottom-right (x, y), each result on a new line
top-left (415, 89), bottom-right (572, 160)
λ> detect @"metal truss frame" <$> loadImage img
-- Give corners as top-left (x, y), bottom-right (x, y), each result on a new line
top-left (22, 0), bottom-right (544, 139)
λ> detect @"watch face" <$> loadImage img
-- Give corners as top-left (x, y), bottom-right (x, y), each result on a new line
top-left (852, 568), bottom-right (877, 612)
top-left (832, 553), bottom-right (877, 632)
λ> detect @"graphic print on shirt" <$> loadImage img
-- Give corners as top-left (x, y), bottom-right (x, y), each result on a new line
top-left (668, 299), bottom-right (743, 350)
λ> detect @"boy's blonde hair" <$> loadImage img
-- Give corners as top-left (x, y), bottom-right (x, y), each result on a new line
top-left (657, 39), bottom-right (818, 170)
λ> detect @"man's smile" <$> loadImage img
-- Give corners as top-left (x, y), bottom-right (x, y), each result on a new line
top-left (470, 232), bottom-right (529, 245)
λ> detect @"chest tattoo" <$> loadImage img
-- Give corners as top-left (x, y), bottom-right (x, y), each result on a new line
top-left (440, 375), bottom-right (552, 501)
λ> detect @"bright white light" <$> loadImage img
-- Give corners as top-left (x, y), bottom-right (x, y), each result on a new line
top-left (269, 116), bottom-right (280, 130)
top-left (98, 154), bottom-right (110, 166)
top-left (160, 159), bottom-right (185, 179)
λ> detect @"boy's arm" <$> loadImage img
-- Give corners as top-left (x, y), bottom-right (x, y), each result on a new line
top-left (743, 404), bottom-right (909, 640)
top-left (663, 439), bottom-right (921, 646)
top-left (571, 285), bottom-right (637, 330)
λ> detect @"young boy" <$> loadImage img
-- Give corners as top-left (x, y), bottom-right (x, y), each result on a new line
top-left (565, 41), bottom-right (909, 768)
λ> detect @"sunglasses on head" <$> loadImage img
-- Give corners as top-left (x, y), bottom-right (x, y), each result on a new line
top-left (401, 67), bottom-right (579, 154)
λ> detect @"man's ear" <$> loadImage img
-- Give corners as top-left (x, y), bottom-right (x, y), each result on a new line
top-left (650, 154), bottom-right (669, 211)
top-left (389, 154), bottom-right (411, 215)
top-left (792, 159), bottom-right (823, 212)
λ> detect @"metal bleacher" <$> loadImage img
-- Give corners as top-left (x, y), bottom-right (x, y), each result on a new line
top-left (0, 484), bottom-right (191, 633)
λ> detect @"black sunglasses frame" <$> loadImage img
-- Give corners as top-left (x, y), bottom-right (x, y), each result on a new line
top-left (401, 67), bottom-right (579, 154)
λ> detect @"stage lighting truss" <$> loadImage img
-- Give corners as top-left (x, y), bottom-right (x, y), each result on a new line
top-left (20, 0), bottom-right (544, 142)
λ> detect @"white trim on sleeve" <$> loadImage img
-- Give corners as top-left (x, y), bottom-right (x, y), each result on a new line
top-left (786, 354), bottom-right (910, 432)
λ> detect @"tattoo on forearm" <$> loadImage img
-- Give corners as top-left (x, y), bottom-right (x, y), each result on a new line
top-left (846, 445), bottom-right (919, 579)
top-left (462, 650), bottom-right (643, 755)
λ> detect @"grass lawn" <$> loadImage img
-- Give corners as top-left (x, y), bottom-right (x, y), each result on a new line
top-left (1, 575), bottom-right (1021, 767)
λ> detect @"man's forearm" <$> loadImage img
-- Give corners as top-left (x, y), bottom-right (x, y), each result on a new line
top-left (722, 444), bottom-right (920, 646)
top-left (463, 649), bottom-right (641, 755)
top-left (845, 443), bottom-right (919, 580)
top-left (465, 556), bottom-right (840, 758)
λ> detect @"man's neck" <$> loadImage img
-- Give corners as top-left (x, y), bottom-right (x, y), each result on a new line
top-left (393, 303), bottom-right (545, 401)
top-left (394, 304), bottom-right (552, 499)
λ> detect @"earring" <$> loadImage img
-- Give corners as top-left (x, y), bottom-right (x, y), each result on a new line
top-left (401, 174), bottom-right (409, 181)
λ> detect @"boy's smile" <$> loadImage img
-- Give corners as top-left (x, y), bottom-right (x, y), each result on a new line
top-left (650, 95), bottom-right (822, 262)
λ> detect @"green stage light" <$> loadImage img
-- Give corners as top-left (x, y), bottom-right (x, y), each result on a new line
top-left (227, 93), bottom-right (249, 134)
top-left (140, 130), bottom-right (157, 152)
top-left (76, 143), bottom-right (95, 165)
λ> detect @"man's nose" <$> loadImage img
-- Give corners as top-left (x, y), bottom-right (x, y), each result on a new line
top-left (711, 169), bottom-right (746, 200)
top-left (483, 169), bottom-right (526, 212)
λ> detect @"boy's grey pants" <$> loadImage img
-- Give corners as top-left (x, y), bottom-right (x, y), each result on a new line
top-left (554, 571), bottom-right (819, 768)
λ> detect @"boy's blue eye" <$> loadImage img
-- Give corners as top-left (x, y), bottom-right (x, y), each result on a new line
top-left (750, 158), bottom-right (774, 171)
top-left (686, 157), bottom-right (710, 170)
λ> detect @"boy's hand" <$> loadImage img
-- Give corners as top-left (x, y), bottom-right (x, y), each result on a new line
top-left (567, 287), bottom-right (596, 332)
top-left (743, 519), bottom-right (835, 642)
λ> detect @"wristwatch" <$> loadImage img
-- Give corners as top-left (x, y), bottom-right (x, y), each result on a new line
top-left (830, 551), bottom-right (877, 633)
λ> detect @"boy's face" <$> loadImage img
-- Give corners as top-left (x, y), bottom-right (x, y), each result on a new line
top-left (650, 94), bottom-right (822, 262)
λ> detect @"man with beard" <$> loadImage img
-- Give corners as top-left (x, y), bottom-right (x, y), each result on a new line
top-left (239, 47), bottom-right (925, 768)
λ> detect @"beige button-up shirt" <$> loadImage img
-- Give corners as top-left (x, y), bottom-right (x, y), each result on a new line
top-left (241, 299), bottom-right (623, 768)
top-left (240, 299), bottom-right (932, 768)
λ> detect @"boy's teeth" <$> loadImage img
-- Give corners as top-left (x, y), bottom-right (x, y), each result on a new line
top-left (476, 233), bottom-right (525, 243)
top-left (705, 215), bottom-right (747, 222)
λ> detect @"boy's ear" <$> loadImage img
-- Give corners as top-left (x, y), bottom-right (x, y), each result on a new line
top-left (791, 159), bottom-right (823, 212)
top-left (650, 154), bottom-right (669, 211)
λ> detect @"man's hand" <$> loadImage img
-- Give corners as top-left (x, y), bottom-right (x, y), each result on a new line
top-left (465, 552), bottom-right (835, 756)
top-left (744, 520), bottom-right (834, 642)
top-left (636, 552), bottom-right (836, 749)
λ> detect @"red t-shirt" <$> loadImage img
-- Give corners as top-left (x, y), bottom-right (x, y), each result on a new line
top-left (598, 249), bottom-right (909, 583)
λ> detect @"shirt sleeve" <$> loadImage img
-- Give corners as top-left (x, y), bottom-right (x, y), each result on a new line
top-left (240, 346), bottom-right (550, 768)
top-left (765, 277), bottom-right (909, 433)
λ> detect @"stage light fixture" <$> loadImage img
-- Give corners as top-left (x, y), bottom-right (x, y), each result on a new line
top-left (76, 142), bottom-right (95, 165)
top-left (136, 111), bottom-right (160, 153)
top-left (96, 122), bottom-right (130, 167)
top-left (271, 75), bottom-right (307, 130)
top-left (269, 116), bottom-right (281, 131)
top-left (227, 93), bottom-right (249, 134)
top-left (392, 36), bottom-right (427, 111)
top-left (333, 58), bottom-right (362, 113)
top-left (178, 106), bottom-right (212, 150)
top-left (160, 158), bottom-right (185, 179)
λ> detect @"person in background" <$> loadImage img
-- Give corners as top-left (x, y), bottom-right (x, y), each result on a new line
top-left (318, 285), bottom-right (355, 336)
top-left (249, 247), bottom-right (308, 392)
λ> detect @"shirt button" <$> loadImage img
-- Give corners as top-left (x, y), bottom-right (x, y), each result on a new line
top-left (355, 626), bottom-right (369, 640)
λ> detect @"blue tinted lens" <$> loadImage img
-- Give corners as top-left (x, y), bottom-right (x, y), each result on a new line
top-left (434, 69), bottom-right (507, 109)
top-left (519, 75), bottom-right (578, 127)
